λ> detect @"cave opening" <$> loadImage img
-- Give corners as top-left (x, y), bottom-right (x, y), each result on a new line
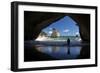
top-left (24, 11), bottom-right (90, 42)
top-left (24, 11), bottom-right (90, 61)
top-left (36, 16), bottom-right (81, 42)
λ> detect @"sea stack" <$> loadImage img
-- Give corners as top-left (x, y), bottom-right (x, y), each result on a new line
top-left (51, 28), bottom-right (60, 38)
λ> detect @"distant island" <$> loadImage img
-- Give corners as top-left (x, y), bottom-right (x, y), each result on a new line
top-left (35, 28), bottom-right (81, 42)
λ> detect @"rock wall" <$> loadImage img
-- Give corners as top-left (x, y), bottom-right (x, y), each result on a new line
top-left (24, 11), bottom-right (64, 40)
top-left (69, 14), bottom-right (90, 42)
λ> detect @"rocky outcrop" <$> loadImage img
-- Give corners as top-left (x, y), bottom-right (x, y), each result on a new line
top-left (24, 11), bottom-right (90, 42)
top-left (51, 28), bottom-right (60, 38)
top-left (24, 11), bottom-right (64, 40)
top-left (69, 14), bottom-right (90, 42)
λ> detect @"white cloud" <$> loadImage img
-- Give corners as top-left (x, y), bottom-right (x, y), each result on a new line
top-left (63, 29), bottom-right (69, 33)
top-left (75, 32), bottom-right (79, 35)
top-left (48, 31), bottom-right (52, 34)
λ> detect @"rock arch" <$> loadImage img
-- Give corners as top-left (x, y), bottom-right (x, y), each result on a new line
top-left (24, 11), bottom-right (90, 42)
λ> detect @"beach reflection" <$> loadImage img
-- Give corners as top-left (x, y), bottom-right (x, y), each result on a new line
top-left (36, 46), bottom-right (82, 59)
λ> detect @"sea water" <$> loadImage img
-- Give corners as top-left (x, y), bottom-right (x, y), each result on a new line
top-left (47, 36), bottom-right (81, 41)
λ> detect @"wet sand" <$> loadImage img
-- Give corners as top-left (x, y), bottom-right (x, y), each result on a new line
top-left (24, 41), bottom-right (90, 62)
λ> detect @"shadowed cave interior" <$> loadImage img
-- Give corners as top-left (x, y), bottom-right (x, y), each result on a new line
top-left (24, 11), bottom-right (90, 61)
top-left (24, 11), bottom-right (90, 42)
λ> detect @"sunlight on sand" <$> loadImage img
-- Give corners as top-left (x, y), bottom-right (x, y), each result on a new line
top-left (35, 36), bottom-right (81, 42)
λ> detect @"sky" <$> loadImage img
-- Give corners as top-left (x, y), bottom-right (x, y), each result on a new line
top-left (42, 16), bottom-right (80, 36)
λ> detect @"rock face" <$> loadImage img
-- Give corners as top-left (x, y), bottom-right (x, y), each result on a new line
top-left (24, 11), bottom-right (90, 42)
top-left (69, 14), bottom-right (90, 42)
top-left (24, 11), bottom-right (64, 40)
top-left (51, 28), bottom-right (60, 38)
top-left (39, 31), bottom-right (47, 37)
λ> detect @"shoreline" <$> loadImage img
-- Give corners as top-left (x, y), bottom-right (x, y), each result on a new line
top-left (24, 40), bottom-right (89, 47)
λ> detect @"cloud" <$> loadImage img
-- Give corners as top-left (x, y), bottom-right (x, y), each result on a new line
top-left (48, 31), bottom-right (52, 34)
top-left (75, 32), bottom-right (79, 35)
top-left (63, 29), bottom-right (69, 33)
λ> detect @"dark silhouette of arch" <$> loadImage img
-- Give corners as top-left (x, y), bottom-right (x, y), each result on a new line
top-left (24, 11), bottom-right (90, 42)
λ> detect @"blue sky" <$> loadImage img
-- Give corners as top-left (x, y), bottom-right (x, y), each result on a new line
top-left (42, 16), bottom-right (80, 36)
